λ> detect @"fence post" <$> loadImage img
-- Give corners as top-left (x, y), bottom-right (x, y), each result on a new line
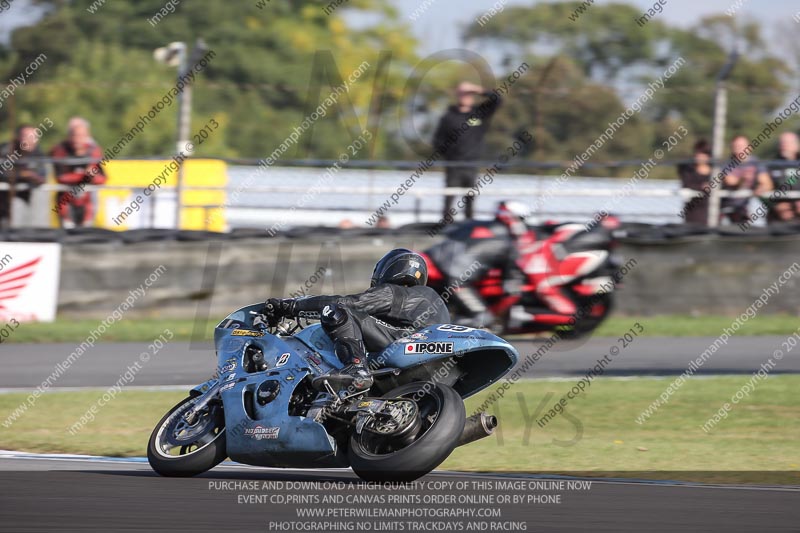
top-left (708, 49), bottom-right (738, 227)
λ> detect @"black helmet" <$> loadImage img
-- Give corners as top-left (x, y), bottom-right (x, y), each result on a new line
top-left (370, 248), bottom-right (428, 287)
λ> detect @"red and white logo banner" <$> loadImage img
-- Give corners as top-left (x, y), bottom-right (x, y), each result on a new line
top-left (0, 243), bottom-right (61, 323)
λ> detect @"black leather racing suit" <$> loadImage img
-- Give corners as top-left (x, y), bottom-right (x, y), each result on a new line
top-left (425, 220), bottom-right (520, 321)
top-left (292, 284), bottom-right (450, 357)
top-left (426, 220), bottom-right (515, 284)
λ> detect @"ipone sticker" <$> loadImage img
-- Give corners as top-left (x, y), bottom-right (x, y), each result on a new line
top-left (405, 342), bottom-right (454, 355)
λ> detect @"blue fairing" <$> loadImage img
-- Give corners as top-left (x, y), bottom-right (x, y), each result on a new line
top-left (208, 303), bottom-right (519, 468)
top-left (210, 304), bottom-right (338, 467)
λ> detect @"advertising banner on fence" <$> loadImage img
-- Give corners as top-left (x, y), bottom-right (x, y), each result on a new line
top-left (0, 242), bottom-right (61, 323)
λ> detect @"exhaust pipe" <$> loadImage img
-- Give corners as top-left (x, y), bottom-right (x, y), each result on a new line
top-left (458, 413), bottom-right (497, 447)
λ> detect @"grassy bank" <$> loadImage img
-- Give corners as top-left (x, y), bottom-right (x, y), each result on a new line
top-left (6, 314), bottom-right (800, 343)
top-left (1, 377), bottom-right (797, 484)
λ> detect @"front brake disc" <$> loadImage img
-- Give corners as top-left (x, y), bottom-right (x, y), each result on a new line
top-left (165, 401), bottom-right (219, 446)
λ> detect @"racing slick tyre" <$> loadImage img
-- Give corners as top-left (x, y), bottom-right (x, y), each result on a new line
top-left (348, 382), bottom-right (466, 482)
top-left (559, 292), bottom-right (614, 339)
top-left (147, 396), bottom-right (227, 477)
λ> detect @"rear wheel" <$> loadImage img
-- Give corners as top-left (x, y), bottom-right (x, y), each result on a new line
top-left (147, 396), bottom-right (227, 477)
top-left (348, 382), bottom-right (465, 482)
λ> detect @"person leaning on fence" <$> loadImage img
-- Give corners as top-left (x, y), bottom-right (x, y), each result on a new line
top-left (50, 117), bottom-right (107, 228)
top-left (764, 132), bottom-right (800, 223)
top-left (432, 81), bottom-right (502, 220)
top-left (721, 135), bottom-right (772, 224)
top-left (0, 125), bottom-right (47, 229)
top-left (677, 139), bottom-right (713, 226)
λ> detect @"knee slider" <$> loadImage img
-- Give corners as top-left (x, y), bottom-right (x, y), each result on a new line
top-left (334, 338), bottom-right (367, 364)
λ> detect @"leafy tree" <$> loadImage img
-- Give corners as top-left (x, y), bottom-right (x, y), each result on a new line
top-left (461, 2), bottom-right (793, 175)
top-left (2, 0), bottom-right (418, 159)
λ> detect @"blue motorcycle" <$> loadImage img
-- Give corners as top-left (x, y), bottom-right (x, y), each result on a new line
top-left (147, 302), bottom-right (519, 481)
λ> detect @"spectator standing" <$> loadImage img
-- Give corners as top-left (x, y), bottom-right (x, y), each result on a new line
top-left (722, 135), bottom-right (772, 224)
top-left (50, 117), bottom-right (106, 228)
top-left (764, 132), bottom-right (800, 223)
top-left (677, 139), bottom-right (713, 225)
top-left (0, 125), bottom-right (47, 228)
top-left (432, 81), bottom-right (501, 220)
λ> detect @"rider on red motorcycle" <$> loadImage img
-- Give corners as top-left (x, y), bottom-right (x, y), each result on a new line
top-left (427, 200), bottom-right (600, 324)
top-left (264, 249), bottom-right (450, 390)
top-left (425, 201), bottom-right (534, 327)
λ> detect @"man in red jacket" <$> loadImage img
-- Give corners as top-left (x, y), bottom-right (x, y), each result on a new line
top-left (50, 117), bottom-right (106, 228)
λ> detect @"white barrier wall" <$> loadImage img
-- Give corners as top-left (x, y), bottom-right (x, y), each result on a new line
top-left (52, 233), bottom-right (800, 319)
top-left (0, 242), bottom-right (61, 322)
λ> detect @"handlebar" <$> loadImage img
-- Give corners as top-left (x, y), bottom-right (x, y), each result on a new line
top-left (249, 309), bottom-right (312, 336)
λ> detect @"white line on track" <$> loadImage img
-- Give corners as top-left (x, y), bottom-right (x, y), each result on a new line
top-left (0, 376), bottom-right (725, 394)
top-left (0, 385), bottom-right (194, 394)
top-left (1, 450), bottom-right (797, 492)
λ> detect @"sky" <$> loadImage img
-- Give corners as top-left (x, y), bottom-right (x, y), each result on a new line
top-left (390, 0), bottom-right (799, 55)
top-left (0, 0), bottom-right (45, 44)
top-left (1, 0), bottom-right (797, 56)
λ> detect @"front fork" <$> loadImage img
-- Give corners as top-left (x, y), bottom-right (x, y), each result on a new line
top-left (185, 379), bottom-right (222, 423)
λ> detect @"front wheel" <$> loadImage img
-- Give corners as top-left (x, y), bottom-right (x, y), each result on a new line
top-left (560, 292), bottom-right (614, 339)
top-left (147, 396), bottom-right (227, 477)
top-left (348, 382), bottom-right (465, 482)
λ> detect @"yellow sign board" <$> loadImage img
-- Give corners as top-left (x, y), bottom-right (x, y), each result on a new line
top-left (50, 158), bottom-right (228, 232)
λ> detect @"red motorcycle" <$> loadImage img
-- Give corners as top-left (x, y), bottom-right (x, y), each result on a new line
top-left (422, 215), bottom-right (622, 337)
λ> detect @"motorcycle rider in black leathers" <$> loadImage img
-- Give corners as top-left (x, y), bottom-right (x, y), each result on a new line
top-left (425, 201), bottom-right (531, 326)
top-left (264, 249), bottom-right (450, 390)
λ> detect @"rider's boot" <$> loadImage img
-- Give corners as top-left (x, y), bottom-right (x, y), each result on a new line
top-left (313, 338), bottom-right (373, 392)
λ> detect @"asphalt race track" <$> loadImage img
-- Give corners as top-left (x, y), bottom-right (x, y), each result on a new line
top-left (2, 337), bottom-right (798, 532)
top-left (0, 453), bottom-right (798, 532)
top-left (3, 336), bottom-right (799, 389)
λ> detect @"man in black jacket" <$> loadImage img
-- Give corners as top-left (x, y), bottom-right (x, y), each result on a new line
top-left (265, 249), bottom-right (450, 390)
top-left (0, 125), bottom-right (47, 228)
top-left (765, 132), bottom-right (800, 222)
top-left (432, 81), bottom-right (501, 220)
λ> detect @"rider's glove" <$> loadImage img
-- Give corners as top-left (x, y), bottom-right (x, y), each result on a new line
top-left (264, 298), bottom-right (297, 320)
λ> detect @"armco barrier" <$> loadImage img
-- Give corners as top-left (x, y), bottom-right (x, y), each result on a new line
top-left (4, 225), bottom-right (797, 318)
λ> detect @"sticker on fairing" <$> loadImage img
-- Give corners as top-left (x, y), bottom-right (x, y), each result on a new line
top-left (405, 342), bottom-right (454, 354)
top-left (243, 426), bottom-right (280, 440)
top-left (232, 329), bottom-right (264, 337)
top-left (219, 358), bottom-right (237, 374)
top-left (276, 352), bottom-right (290, 367)
top-left (437, 325), bottom-right (476, 333)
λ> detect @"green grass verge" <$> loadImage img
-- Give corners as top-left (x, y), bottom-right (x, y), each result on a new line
top-left (6, 314), bottom-right (800, 343)
top-left (453, 375), bottom-right (800, 484)
top-left (6, 319), bottom-right (215, 344)
top-left (1, 377), bottom-right (797, 484)
top-left (592, 314), bottom-right (800, 338)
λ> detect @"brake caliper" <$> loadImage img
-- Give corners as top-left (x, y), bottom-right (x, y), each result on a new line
top-left (348, 398), bottom-right (418, 436)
